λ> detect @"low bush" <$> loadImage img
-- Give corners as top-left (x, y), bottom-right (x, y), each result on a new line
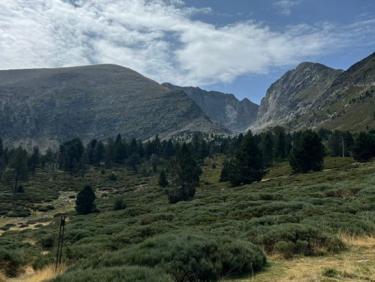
top-left (95, 233), bottom-right (266, 281)
top-left (113, 198), bottom-right (126, 211)
top-left (256, 223), bottom-right (345, 257)
top-left (0, 248), bottom-right (23, 277)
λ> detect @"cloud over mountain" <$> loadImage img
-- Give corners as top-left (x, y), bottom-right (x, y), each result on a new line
top-left (0, 0), bottom-right (374, 87)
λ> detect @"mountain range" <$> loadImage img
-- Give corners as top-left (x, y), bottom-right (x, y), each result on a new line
top-left (254, 52), bottom-right (375, 132)
top-left (0, 52), bottom-right (374, 147)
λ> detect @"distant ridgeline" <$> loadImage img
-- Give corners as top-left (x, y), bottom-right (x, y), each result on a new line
top-left (0, 52), bottom-right (374, 150)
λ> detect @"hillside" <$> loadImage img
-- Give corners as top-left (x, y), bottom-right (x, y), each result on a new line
top-left (1, 157), bottom-right (375, 281)
top-left (307, 52), bottom-right (375, 131)
top-left (0, 65), bottom-right (225, 148)
top-left (253, 52), bottom-right (375, 132)
top-left (253, 62), bottom-right (342, 131)
top-left (163, 83), bottom-right (259, 132)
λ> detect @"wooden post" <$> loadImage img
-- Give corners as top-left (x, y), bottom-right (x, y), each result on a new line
top-left (55, 215), bottom-right (66, 272)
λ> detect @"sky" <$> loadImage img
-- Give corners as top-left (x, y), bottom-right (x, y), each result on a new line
top-left (0, 0), bottom-right (374, 103)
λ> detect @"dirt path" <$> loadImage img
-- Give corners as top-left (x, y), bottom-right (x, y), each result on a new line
top-left (0, 191), bottom-right (76, 236)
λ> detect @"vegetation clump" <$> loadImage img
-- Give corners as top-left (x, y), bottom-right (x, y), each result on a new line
top-left (95, 233), bottom-right (266, 282)
top-left (289, 130), bottom-right (325, 173)
top-left (75, 185), bottom-right (96, 214)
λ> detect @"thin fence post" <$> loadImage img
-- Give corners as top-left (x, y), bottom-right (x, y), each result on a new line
top-left (55, 215), bottom-right (66, 272)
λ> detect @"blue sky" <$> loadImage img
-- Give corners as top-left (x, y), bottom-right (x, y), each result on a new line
top-left (0, 0), bottom-right (374, 103)
top-left (185, 0), bottom-right (375, 102)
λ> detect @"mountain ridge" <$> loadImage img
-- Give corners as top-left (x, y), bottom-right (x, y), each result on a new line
top-left (162, 83), bottom-right (259, 132)
top-left (0, 64), bottom-right (227, 149)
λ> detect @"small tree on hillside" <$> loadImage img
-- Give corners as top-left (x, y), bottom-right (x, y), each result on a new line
top-left (289, 130), bottom-right (325, 173)
top-left (158, 170), bottom-right (168, 188)
top-left (75, 185), bottom-right (96, 214)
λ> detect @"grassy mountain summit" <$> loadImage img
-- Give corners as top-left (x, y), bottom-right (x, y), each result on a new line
top-left (0, 64), bottom-right (225, 148)
top-left (163, 83), bottom-right (259, 132)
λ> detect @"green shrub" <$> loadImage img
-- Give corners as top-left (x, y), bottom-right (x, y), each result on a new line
top-left (257, 223), bottom-right (345, 256)
top-left (53, 266), bottom-right (172, 282)
top-left (274, 241), bottom-right (295, 259)
top-left (107, 172), bottom-right (117, 181)
top-left (40, 234), bottom-right (55, 249)
top-left (0, 248), bottom-right (23, 277)
top-left (113, 198), bottom-right (126, 211)
top-left (95, 233), bottom-right (266, 281)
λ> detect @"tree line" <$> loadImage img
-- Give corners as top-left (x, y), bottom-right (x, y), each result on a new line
top-left (0, 128), bottom-right (374, 207)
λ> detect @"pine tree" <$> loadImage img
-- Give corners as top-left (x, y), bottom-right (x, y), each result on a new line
top-left (261, 132), bottom-right (274, 167)
top-left (289, 130), bottom-right (325, 173)
top-left (343, 131), bottom-right (354, 157)
top-left (113, 134), bottom-right (127, 163)
top-left (75, 185), bottom-right (96, 214)
top-left (158, 170), bottom-right (168, 188)
top-left (274, 127), bottom-right (287, 160)
top-left (7, 147), bottom-right (29, 192)
top-left (328, 131), bottom-right (342, 157)
top-left (224, 131), bottom-right (265, 186)
top-left (168, 144), bottom-right (201, 203)
top-left (28, 146), bottom-right (40, 173)
top-left (59, 138), bottom-right (84, 173)
top-left (353, 132), bottom-right (375, 162)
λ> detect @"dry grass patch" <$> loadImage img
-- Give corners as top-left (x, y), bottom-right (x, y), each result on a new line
top-left (8, 265), bottom-right (65, 282)
top-left (230, 235), bottom-right (375, 282)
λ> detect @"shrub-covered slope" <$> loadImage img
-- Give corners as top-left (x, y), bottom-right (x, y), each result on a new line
top-left (1, 157), bottom-right (375, 281)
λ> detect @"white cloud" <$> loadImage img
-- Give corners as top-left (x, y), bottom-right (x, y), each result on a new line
top-left (273, 0), bottom-right (300, 15)
top-left (0, 0), bottom-right (374, 87)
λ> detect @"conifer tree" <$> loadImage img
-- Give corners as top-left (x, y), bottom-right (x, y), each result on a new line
top-left (289, 130), bottom-right (325, 173)
top-left (224, 131), bottom-right (265, 186)
top-left (75, 185), bottom-right (96, 214)
top-left (158, 170), bottom-right (168, 188)
top-left (261, 132), bottom-right (274, 167)
top-left (168, 143), bottom-right (201, 203)
top-left (6, 147), bottom-right (29, 192)
top-left (353, 132), bottom-right (375, 162)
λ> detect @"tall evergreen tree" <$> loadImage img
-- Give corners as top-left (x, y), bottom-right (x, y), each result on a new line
top-left (28, 146), bottom-right (40, 173)
top-left (289, 130), bottom-right (325, 173)
top-left (274, 127), bottom-right (287, 160)
top-left (59, 138), bottom-right (84, 173)
top-left (224, 131), bottom-right (265, 186)
top-left (158, 170), bottom-right (168, 188)
top-left (6, 147), bottom-right (29, 192)
top-left (328, 131), bottom-right (342, 157)
top-left (75, 185), bottom-right (96, 214)
top-left (261, 132), bottom-right (274, 167)
top-left (353, 132), bottom-right (375, 162)
top-left (168, 143), bottom-right (201, 203)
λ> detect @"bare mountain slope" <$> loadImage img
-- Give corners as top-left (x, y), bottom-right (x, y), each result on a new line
top-left (163, 83), bottom-right (259, 132)
top-left (0, 64), bottom-right (225, 148)
top-left (253, 62), bottom-right (343, 131)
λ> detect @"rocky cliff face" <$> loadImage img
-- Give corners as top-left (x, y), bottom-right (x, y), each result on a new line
top-left (307, 52), bottom-right (375, 131)
top-left (253, 62), bottom-right (343, 131)
top-left (163, 83), bottom-right (259, 132)
top-left (0, 65), bottom-right (226, 148)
